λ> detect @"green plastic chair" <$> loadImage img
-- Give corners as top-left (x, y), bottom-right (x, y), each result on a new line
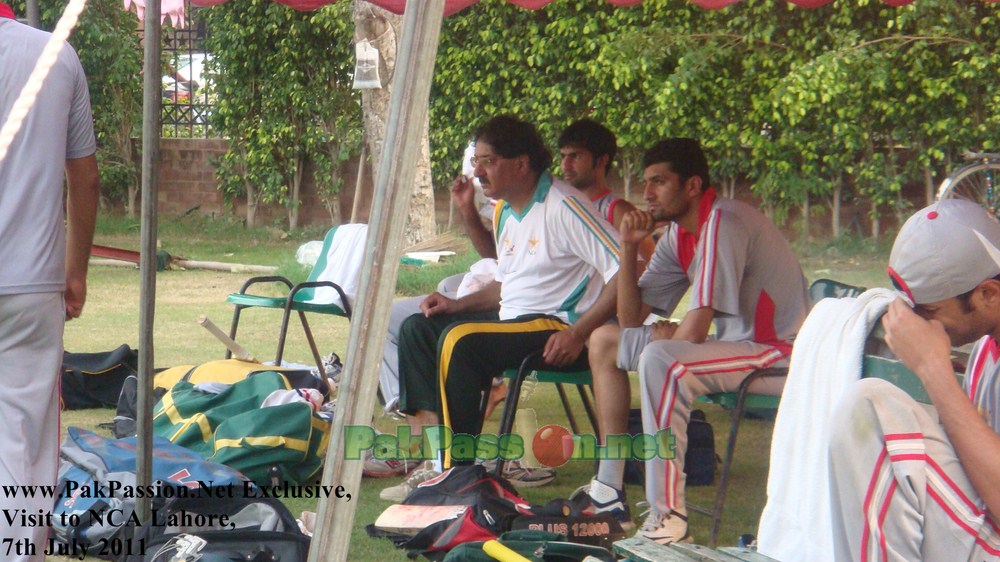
top-left (225, 227), bottom-right (353, 376)
top-left (480, 350), bottom-right (597, 477)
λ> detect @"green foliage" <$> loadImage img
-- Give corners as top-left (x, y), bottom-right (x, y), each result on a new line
top-left (10, 0), bottom-right (143, 206)
top-left (201, 0), bottom-right (362, 229)
top-left (429, 0), bottom-right (1000, 236)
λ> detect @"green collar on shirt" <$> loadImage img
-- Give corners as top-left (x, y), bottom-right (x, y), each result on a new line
top-left (509, 172), bottom-right (552, 221)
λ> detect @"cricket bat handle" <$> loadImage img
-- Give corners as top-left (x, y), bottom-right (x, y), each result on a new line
top-left (198, 315), bottom-right (256, 362)
top-left (482, 540), bottom-right (531, 562)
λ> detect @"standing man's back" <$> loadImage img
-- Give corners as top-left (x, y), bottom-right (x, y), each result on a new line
top-left (1, 8), bottom-right (100, 561)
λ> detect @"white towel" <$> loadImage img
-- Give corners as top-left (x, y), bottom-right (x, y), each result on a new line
top-left (307, 224), bottom-right (368, 311)
top-left (757, 288), bottom-right (897, 562)
top-left (456, 258), bottom-right (498, 299)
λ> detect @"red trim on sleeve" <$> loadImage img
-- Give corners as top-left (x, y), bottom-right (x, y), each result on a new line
top-left (0, 3), bottom-right (15, 19)
top-left (966, 337), bottom-right (1000, 401)
top-left (604, 198), bottom-right (622, 224)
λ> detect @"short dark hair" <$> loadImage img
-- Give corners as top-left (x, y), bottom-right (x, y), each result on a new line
top-left (641, 138), bottom-right (711, 189)
top-left (558, 119), bottom-right (618, 168)
top-left (474, 115), bottom-right (552, 175)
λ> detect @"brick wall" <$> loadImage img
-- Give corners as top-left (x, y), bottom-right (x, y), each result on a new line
top-left (156, 138), bottom-right (373, 228)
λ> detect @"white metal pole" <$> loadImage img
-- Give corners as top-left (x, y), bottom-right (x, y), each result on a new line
top-left (307, 1), bottom-right (445, 560)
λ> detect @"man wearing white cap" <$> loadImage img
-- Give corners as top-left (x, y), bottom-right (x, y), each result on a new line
top-left (828, 199), bottom-right (1000, 561)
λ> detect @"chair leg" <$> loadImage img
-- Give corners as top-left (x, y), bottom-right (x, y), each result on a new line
top-left (555, 383), bottom-right (580, 434)
top-left (492, 351), bottom-right (543, 478)
top-left (296, 310), bottom-right (327, 378)
top-left (576, 384), bottom-right (599, 435)
top-left (707, 367), bottom-right (786, 547)
top-left (274, 304), bottom-right (294, 366)
top-left (708, 387), bottom-right (748, 547)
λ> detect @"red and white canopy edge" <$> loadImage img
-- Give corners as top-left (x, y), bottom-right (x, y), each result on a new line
top-left (190, 0), bottom-right (999, 12)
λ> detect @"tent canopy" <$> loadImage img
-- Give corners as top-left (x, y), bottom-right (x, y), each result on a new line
top-left (189, 0), bottom-right (1000, 15)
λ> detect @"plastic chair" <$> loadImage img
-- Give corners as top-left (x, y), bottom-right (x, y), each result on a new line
top-left (689, 278), bottom-right (867, 546)
top-left (225, 226), bottom-right (355, 376)
top-left (480, 350), bottom-right (597, 477)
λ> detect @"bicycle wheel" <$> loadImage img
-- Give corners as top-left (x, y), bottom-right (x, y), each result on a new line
top-left (937, 161), bottom-right (1000, 220)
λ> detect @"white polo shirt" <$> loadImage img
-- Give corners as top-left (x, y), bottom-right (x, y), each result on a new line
top-left (492, 173), bottom-right (620, 323)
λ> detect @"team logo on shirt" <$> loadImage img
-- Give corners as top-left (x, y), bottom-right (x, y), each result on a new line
top-left (502, 236), bottom-right (515, 256)
top-left (528, 237), bottom-right (539, 255)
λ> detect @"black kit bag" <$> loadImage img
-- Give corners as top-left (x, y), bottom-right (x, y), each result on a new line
top-left (62, 344), bottom-right (138, 410)
top-left (126, 488), bottom-right (310, 562)
top-left (685, 408), bottom-right (718, 486)
top-left (591, 408), bottom-right (646, 485)
top-left (625, 408), bottom-right (645, 485)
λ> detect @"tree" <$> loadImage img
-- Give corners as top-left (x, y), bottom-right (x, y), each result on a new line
top-left (203, 0), bottom-right (362, 229)
top-left (15, 0), bottom-right (143, 214)
top-left (354, 0), bottom-right (436, 247)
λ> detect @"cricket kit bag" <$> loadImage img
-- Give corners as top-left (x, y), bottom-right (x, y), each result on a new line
top-left (442, 530), bottom-right (614, 562)
top-left (127, 488), bottom-right (310, 562)
top-left (377, 465), bottom-right (620, 560)
top-left (51, 427), bottom-right (247, 554)
top-left (62, 344), bottom-right (137, 410)
top-left (114, 359), bottom-right (328, 438)
top-left (685, 408), bottom-right (718, 486)
top-left (152, 370), bottom-right (329, 485)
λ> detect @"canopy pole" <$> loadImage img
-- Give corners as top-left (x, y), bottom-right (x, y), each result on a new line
top-left (307, 1), bottom-right (445, 560)
top-left (135, 0), bottom-right (161, 523)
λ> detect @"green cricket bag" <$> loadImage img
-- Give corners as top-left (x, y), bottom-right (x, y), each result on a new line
top-left (152, 371), bottom-right (329, 485)
top-left (442, 530), bottom-right (613, 562)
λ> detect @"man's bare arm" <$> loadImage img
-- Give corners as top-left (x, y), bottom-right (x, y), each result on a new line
top-left (544, 273), bottom-right (618, 366)
top-left (883, 298), bottom-right (1000, 516)
top-left (420, 280), bottom-right (502, 317)
top-left (659, 306), bottom-right (714, 343)
top-left (617, 210), bottom-right (654, 327)
top-left (64, 154), bottom-right (100, 319)
top-left (451, 176), bottom-right (497, 260)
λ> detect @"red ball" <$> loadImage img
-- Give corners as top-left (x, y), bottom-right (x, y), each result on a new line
top-left (532, 424), bottom-right (573, 468)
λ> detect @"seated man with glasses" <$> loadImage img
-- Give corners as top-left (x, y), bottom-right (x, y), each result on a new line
top-left (380, 115), bottom-right (621, 502)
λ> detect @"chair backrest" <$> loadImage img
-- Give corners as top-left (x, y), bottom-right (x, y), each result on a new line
top-left (297, 224), bottom-right (368, 309)
top-left (808, 278), bottom-right (866, 306)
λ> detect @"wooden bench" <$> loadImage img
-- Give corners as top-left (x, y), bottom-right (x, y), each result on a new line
top-left (614, 537), bottom-right (780, 561)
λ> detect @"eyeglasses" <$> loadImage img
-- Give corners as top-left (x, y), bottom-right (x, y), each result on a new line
top-left (470, 154), bottom-right (507, 167)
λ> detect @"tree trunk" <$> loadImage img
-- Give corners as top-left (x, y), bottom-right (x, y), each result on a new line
top-left (246, 182), bottom-right (258, 228)
top-left (871, 203), bottom-right (880, 243)
top-left (287, 156), bottom-right (304, 231)
top-left (923, 164), bottom-right (935, 205)
top-left (621, 155), bottom-right (634, 201)
top-left (831, 175), bottom-right (841, 238)
top-left (127, 182), bottom-right (139, 218)
top-left (354, 1), bottom-right (435, 246)
top-left (800, 196), bottom-right (810, 243)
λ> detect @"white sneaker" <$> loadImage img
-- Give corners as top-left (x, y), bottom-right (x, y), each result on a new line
top-left (379, 460), bottom-right (440, 503)
top-left (637, 509), bottom-right (692, 545)
top-left (362, 449), bottom-right (418, 478)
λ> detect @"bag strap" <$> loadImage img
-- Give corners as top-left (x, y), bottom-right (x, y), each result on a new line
top-left (179, 365), bottom-right (200, 383)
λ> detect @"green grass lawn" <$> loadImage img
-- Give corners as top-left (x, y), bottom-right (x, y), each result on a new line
top-left (52, 213), bottom-right (892, 561)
